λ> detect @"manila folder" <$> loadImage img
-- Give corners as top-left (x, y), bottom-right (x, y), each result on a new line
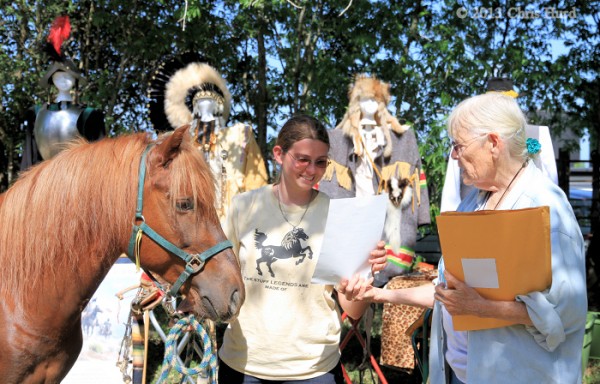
top-left (437, 206), bottom-right (551, 331)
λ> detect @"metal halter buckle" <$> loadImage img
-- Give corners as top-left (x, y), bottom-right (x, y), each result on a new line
top-left (186, 254), bottom-right (205, 274)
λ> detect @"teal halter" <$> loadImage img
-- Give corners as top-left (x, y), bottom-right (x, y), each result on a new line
top-left (127, 145), bottom-right (233, 297)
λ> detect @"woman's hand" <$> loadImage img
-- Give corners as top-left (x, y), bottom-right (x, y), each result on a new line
top-left (435, 271), bottom-right (533, 324)
top-left (336, 273), bottom-right (377, 319)
top-left (340, 281), bottom-right (435, 308)
top-left (349, 285), bottom-right (385, 302)
top-left (369, 240), bottom-right (388, 274)
top-left (337, 274), bottom-right (374, 302)
top-left (434, 271), bottom-right (486, 316)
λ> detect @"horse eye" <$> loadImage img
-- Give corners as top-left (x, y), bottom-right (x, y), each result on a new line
top-left (176, 199), bottom-right (194, 212)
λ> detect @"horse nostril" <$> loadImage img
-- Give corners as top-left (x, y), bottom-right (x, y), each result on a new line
top-left (230, 290), bottom-right (243, 312)
top-left (231, 290), bottom-right (239, 305)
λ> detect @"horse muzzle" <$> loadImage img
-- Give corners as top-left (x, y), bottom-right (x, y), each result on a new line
top-left (176, 282), bottom-right (244, 322)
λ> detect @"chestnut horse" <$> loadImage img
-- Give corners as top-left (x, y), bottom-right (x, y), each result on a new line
top-left (0, 125), bottom-right (245, 383)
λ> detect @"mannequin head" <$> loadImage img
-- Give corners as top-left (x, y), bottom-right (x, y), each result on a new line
top-left (192, 96), bottom-right (225, 146)
top-left (39, 59), bottom-right (87, 90)
top-left (359, 97), bottom-right (378, 126)
top-left (337, 74), bottom-right (410, 158)
top-left (194, 97), bottom-right (219, 123)
top-left (191, 95), bottom-right (225, 149)
top-left (52, 71), bottom-right (75, 102)
top-left (160, 62), bottom-right (232, 132)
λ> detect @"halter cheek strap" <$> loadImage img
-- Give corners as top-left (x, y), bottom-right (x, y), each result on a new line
top-left (127, 145), bottom-right (232, 297)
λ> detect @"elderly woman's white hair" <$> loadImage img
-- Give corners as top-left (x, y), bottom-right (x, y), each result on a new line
top-left (447, 93), bottom-right (529, 160)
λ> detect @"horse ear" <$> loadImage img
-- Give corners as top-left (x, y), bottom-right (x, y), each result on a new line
top-left (153, 124), bottom-right (190, 167)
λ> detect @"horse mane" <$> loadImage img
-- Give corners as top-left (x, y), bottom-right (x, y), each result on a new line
top-left (159, 131), bottom-right (218, 223)
top-left (0, 130), bottom-right (217, 299)
top-left (254, 229), bottom-right (266, 249)
top-left (281, 229), bottom-right (300, 251)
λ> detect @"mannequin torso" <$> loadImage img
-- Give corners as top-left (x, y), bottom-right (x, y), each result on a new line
top-left (354, 97), bottom-right (386, 196)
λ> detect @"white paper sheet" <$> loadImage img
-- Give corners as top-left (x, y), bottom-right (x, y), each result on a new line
top-left (311, 194), bottom-right (388, 284)
top-left (461, 258), bottom-right (500, 289)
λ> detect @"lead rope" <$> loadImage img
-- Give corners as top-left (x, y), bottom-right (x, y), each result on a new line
top-left (156, 315), bottom-right (217, 384)
top-left (134, 228), bottom-right (143, 271)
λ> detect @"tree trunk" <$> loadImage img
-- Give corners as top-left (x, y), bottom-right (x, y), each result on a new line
top-left (256, 9), bottom-right (270, 176)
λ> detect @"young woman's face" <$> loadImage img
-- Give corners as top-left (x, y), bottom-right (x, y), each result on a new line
top-left (275, 138), bottom-right (329, 191)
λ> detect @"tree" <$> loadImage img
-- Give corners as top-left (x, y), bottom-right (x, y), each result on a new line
top-left (1, 0), bottom-right (598, 227)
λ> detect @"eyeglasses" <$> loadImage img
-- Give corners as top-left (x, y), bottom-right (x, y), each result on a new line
top-left (286, 152), bottom-right (330, 169)
top-left (450, 134), bottom-right (488, 157)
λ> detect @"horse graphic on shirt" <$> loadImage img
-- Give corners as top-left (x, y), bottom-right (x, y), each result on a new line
top-left (254, 228), bottom-right (313, 278)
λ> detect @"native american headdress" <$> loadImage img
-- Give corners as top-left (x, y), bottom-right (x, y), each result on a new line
top-left (335, 74), bottom-right (409, 158)
top-left (147, 52), bottom-right (231, 133)
top-left (39, 15), bottom-right (87, 89)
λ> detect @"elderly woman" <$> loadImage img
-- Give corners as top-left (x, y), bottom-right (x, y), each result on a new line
top-left (357, 93), bottom-right (587, 383)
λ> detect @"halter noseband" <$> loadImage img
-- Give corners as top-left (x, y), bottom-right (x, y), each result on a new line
top-left (127, 145), bottom-right (232, 297)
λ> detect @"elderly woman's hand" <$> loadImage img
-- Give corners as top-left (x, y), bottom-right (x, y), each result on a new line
top-left (434, 271), bottom-right (487, 317)
top-left (369, 240), bottom-right (388, 274)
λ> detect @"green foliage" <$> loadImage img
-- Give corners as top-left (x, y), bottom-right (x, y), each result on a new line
top-left (417, 117), bottom-right (450, 231)
top-left (1, 1), bottom-right (598, 227)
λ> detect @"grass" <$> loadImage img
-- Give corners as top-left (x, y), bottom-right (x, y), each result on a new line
top-left (585, 360), bottom-right (600, 384)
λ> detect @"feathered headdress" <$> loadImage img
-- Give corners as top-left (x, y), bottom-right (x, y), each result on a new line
top-left (39, 15), bottom-right (87, 88)
top-left (336, 74), bottom-right (409, 158)
top-left (147, 52), bottom-right (231, 132)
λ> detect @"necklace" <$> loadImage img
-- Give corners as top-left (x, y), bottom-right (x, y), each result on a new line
top-left (488, 160), bottom-right (528, 210)
top-left (276, 185), bottom-right (313, 229)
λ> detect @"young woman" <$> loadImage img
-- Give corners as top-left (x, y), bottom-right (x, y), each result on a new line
top-left (218, 114), bottom-right (387, 383)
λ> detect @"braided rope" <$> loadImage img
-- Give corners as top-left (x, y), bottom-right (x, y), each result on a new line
top-left (156, 315), bottom-right (217, 384)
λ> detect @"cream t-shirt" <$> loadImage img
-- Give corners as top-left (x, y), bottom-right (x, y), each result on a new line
top-left (219, 185), bottom-right (341, 380)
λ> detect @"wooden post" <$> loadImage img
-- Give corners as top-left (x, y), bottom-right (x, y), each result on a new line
top-left (591, 150), bottom-right (599, 236)
top-left (558, 149), bottom-right (570, 198)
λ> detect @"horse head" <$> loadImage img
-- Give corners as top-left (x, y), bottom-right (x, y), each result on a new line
top-left (291, 227), bottom-right (309, 241)
top-left (133, 125), bottom-right (245, 321)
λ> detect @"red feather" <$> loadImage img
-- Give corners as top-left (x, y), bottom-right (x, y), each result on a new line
top-left (48, 15), bottom-right (71, 55)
